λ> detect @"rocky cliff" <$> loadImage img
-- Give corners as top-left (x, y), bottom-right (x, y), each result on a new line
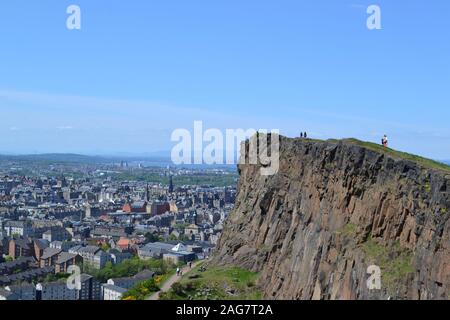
top-left (212, 135), bottom-right (450, 300)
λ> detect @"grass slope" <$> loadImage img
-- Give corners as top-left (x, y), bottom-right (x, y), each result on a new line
top-left (160, 264), bottom-right (262, 300)
top-left (325, 138), bottom-right (450, 173)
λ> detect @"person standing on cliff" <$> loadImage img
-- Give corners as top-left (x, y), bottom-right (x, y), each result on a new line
top-left (381, 135), bottom-right (388, 147)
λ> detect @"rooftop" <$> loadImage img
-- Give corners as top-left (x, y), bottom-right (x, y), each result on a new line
top-left (56, 252), bottom-right (78, 264)
top-left (102, 283), bottom-right (128, 293)
top-left (41, 248), bottom-right (62, 260)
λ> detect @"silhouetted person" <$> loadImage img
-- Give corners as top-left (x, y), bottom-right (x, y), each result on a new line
top-left (300, 132), bottom-right (303, 138)
top-left (304, 132), bottom-right (307, 138)
top-left (381, 135), bottom-right (388, 147)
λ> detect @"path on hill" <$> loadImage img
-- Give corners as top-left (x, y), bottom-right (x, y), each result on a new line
top-left (147, 260), bottom-right (203, 300)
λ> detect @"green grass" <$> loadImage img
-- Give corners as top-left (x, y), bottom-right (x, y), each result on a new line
top-left (122, 278), bottom-right (160, 300)
top-left (159, 265), bottom-right (262, 300)
top-left (337, 138), bottom-right (450, 173)
top-left (121, 269), bottom-right (176, 300)
top-left (362, 237), bottom-right (414, 293)
top-left (83, 256), bottom-right (175, 283)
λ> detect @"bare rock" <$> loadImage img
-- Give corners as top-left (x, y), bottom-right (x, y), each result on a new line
top-left (212, 136), bottom-right (450, 300)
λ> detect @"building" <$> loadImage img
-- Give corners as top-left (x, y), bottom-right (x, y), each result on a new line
top-left (91, 226), bottom-right (133, 239)
top-left (55, 252), bottom-right (82, 273)
top-left (39, 248), bottom-right (62, 268)
top-left (50, 240), bottom-right (76, 251)
top-left (106, 269), bottom-right (154, 289)
top-left (163, 251), bottom-right (196, 264)
top-left (102, 284), bottom-right (127, 300)
top-left (92, 250), bottom-right (110, 269)
top-left (169, 175), bottom-right (174, 193)
top-left (162, 243), bottom-right (196, 264)
top-left (138, 242), bottom-right (175, 259)
top-left (149, 201), bottom-right (170, 215)
top-left (0, 266), bottom-right (54, 287)
top-left (147, 213), bottom-right (173, 228)
top-left (0, 237), bottom-right (4, 261)
top-left (116, 238), bottom-right (131, 251)
top-left (133, 269), bottom-right (155, 281)
top-left (8, 238), bottom-right (33, 260)
top-left (69, 245), bottom-right (109, 269)
top-left (109, 250), bottom-right (132, 265)
top-left (123, 201), bottom-right (147, 213)
top-left (4, 220), bottom-right (34, 237)
top-left (4, 283), bottom-right (36, 300)
top-left (84, 204), bottom-right (92, 219)
top-left (37, 282), bottom-right (77, 300)
top-left (184, 224), bottom-right (201, 237)
top-left (0, 288), bottom-right (18, 300)
top-left (33, 239), bottom-right (50, 261)
top-left (208, 211), bottom-right (221, 224)
top-left (0, 257), bottom-right (34, 276)
top-left (77, 273), bottom-right (101, 300)
top-left (103, 269), bottom-right (154, 300)
top-left (106, 277), bottom-right (138, 290)
top-left (42, 226), bottom-right (71, 242)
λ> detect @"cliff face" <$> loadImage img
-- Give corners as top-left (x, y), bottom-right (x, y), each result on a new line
top-left (213, 136), bottom-right (450, 300)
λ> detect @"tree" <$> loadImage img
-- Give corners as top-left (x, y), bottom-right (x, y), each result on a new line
top-left (179, 234), bottom-right (191, 242)
top-left (85, 256), bottom-right (175, 283)
top-left (144, 232), bottom-right (160, 243)
top-left (168, 234), bottom-right (178, 241)
top-left (100, 243), bottom-right (110, 252)
top-left (122, 278), bottom-right (160, 300)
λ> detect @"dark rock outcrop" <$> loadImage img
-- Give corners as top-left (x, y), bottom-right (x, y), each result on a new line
top-left (213, 136), bottom-right (450, 300)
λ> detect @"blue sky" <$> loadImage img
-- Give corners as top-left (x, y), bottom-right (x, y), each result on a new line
top-left (0, 1), bottom-right (449, 159)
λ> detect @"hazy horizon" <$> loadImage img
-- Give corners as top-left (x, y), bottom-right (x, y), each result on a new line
top-left (1, 148), bottom-right (449, 165)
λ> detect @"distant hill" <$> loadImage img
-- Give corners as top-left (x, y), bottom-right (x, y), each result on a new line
top-left (0, 153), bottom-right (108, 164)
top-left (0, 153), bottom-right (175, 165)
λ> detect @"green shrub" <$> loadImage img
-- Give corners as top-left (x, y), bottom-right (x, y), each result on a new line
top-left (362, 237), bottom-right (414, 293)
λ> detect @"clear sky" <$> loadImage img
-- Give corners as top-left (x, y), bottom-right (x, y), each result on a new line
top-left (0, 1), bottom-right (449, 159)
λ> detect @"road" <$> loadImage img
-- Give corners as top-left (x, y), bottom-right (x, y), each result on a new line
top-left (147, 260), bottom-right (203, 300)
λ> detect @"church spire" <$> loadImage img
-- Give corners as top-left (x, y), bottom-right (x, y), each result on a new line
top-left (169, 175), bottom-right (174, 193)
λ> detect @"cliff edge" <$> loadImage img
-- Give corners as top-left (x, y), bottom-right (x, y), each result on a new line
top-left (212, 135), bottom-right (450, 300)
